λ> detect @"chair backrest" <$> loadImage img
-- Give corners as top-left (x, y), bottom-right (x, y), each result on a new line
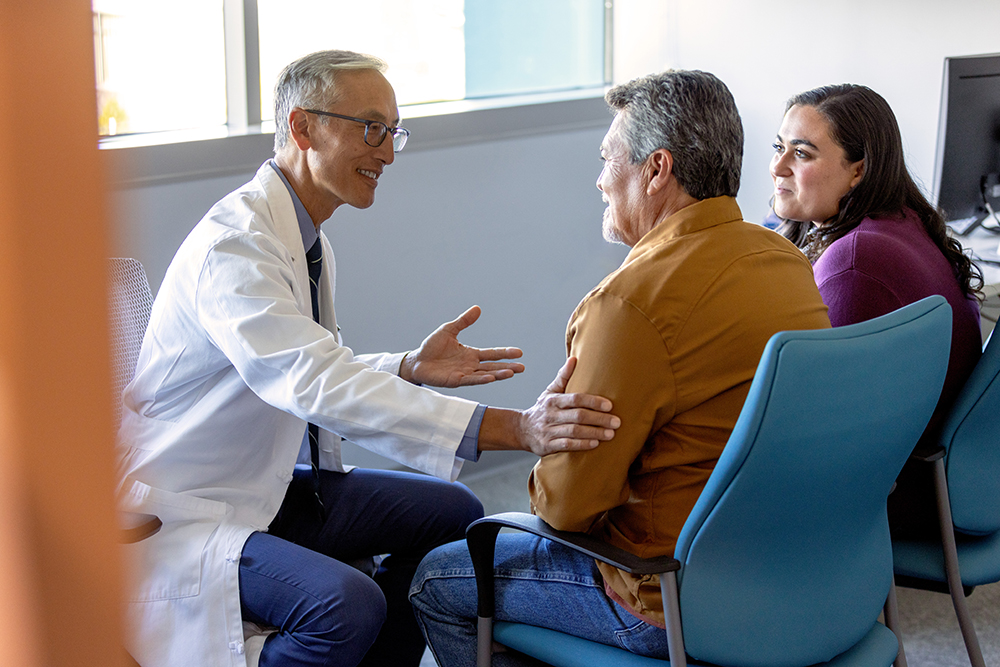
top-left (943, 326), bottom-right (1000, 534)
top-left (673, 296), bottom-right (952, 667)
top-left (108, 258), bottom-right (153, 427)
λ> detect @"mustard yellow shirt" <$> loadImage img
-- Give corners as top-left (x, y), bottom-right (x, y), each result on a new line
top-left (528, 197), bottom-right (831, 624)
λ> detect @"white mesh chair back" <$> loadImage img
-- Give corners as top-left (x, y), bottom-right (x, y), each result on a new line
top-left (108, 258), bottom-right (153, 428)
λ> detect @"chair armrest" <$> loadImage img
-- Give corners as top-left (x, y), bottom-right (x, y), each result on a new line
top-left (119, 512), bottom-right (162, 544)
top-left (467, 512), bottom-right (679, 575)
top-left (466, 513), bottom-right (687, 667)
top-left (466, 512), bottom-right (679, 619)
top-left (909, 444), bottom-right (945, 463)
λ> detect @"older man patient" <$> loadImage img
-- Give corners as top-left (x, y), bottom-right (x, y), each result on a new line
top-left (408, 70), bottom-right (831, 665)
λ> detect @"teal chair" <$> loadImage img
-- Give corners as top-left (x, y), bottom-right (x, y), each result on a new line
top-left (892, 326), bottom-right (1000, 667)
top-left (468, 296), bottom-right (953, 667)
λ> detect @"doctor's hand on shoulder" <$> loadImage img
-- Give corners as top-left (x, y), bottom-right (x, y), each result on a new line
top-left (479, 356), bottom-right (621, 458)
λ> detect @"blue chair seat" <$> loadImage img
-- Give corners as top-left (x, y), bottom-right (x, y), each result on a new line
top-left (894, 531), bottom-right (1000, 587)
top-left (493, 621), bottom-right (900, 667)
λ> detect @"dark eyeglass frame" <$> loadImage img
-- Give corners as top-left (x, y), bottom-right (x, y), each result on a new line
top-left (304, 109), bottom-right (410, 152)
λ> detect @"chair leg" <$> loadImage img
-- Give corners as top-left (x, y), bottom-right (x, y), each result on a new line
top-left (933, 459), bottom-right (986, 667)
top-left (883, 580), bottom-right (908, 667)
top-left (659, 571), bottom-right (687, 667)
top-left (477, 616), bottom-right (494, 667)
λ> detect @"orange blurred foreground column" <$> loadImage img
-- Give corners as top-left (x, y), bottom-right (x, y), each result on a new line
top-left (0, 2), bottom-right (125, 666)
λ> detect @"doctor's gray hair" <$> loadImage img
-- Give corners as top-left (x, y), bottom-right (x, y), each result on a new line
top-left (273, 50), bottom-right (388, 152)
top-left (606, 70), bottom-right (743, 200)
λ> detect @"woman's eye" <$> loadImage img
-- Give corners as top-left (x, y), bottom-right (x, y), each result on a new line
top-left (772, 143), bottom-right (783, 154)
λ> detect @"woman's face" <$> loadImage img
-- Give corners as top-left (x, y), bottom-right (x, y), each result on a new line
top-left (770, 104), bottom-right (864, 225)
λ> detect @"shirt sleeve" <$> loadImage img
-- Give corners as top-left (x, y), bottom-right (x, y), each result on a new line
top-left (528, 291), bottom-right (676, 532)
top-left (456, 404), bottom-right (486, 462)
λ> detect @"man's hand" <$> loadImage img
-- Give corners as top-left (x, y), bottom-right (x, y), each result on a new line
top-left (399, 306), bottom-right (525, 388)
top-left (517, 357), bottom-right (621, 456)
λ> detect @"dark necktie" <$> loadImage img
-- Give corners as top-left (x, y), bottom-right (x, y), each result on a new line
top-left (306, 237), bottom-right (326, 519)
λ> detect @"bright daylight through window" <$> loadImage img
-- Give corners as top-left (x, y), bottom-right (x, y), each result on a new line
top-left (94, 0), bottom-right (227, 136)
top-left (94, 0), bottom-right (610, 139)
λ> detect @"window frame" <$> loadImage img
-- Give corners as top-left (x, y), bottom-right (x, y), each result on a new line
top-left (98, 0), bottom-right (614, 185)
top-left (101, 92), bottom-right (613, 187)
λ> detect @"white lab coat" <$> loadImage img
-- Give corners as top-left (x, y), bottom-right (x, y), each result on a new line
top-left (117, 162), bottom-right (477, 667)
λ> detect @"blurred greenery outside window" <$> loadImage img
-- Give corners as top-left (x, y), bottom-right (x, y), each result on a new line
top-left (94, 0), bottom-right (610, 139)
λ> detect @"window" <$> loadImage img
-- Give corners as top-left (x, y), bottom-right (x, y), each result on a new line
top-left (94, 0), bottom-right (611, 139)
top-left (257, 0), bottom-right (467, 115)
top-left (463, 0), bottom-right (607, 98)
top-left (94, 0), bottom-right (227, 136)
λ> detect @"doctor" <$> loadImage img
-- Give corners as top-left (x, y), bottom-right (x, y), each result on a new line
top-left (117, 50), bottom-right (621, 667)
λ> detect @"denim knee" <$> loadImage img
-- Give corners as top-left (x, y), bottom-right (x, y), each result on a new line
top-left (409, 540), bottom-right (477, 613)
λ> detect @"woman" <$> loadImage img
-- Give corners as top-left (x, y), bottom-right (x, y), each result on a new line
top-left (770, 83), bottom-right (983, 537)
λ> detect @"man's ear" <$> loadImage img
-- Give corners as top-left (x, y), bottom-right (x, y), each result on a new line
top-left (645, 149), bottom-right (673, 195)
top-left (288, 108), bottom-right (313, 151)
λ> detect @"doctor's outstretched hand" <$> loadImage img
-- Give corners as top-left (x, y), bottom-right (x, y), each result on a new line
top-left (477, 357), bottom-right (621, 457)
top-left (399, 305), bottom-right (525, 388)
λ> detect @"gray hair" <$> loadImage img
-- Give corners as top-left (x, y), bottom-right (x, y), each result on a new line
top-left (273, 50), bottom-right (388, 152)
top-left (605, 70), bottom-right (743, 199)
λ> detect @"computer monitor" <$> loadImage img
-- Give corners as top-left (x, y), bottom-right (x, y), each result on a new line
top-left (932, 53), bottom-right (1000, 236)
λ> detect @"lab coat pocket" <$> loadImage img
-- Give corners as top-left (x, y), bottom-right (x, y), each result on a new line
top-left (125, 520), bottom-right (218, 601)
top-left (122, 481), bottom-right (231, 602)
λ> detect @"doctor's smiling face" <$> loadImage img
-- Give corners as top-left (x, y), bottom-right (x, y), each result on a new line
top-left (287, 68), bottom-right (400, 220)
top-left (770, 104), bottom-right (864, 225)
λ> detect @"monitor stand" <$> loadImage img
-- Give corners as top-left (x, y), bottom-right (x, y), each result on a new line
top-left (950, 214), bottom-right (1000, 237)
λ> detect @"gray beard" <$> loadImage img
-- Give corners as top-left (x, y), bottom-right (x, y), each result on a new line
top-left (601, 209), bottom-right (626, 245)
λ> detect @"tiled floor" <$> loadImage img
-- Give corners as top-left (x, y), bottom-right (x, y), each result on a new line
top-left (417, 453), bottom-right (1000, 667)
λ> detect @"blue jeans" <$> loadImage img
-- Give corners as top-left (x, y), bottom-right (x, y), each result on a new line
top-left (240, 467), bottom-right (484, 667)
top-left (409, 534), bottom-right (672, 667)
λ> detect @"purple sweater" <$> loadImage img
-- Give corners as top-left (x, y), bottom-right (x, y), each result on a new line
top-left (813, 211), bottom-right (981, 446)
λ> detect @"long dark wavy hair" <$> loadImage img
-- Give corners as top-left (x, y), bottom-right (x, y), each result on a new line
top-left (774, 84), bottom-right (982, 299)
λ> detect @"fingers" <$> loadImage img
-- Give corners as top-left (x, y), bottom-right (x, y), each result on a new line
top-left (449, 369), bottom-right (523, 386)
top-left (546, 357), bottom-right (577, 394)
top-left (444, 305), bottom-right (482, 334)
top-left (541, 391), bottom-right (614, 417)
top-left (521, 390), bottom-right (621, 456)
top-left (528, 421), bottom-right (618, 456)
top-left (452, 373), bottom-right (497, 386)
top-left (544, 405), bottom-right (620, 430)
top-left (543, 421), bottom-right (618, 442)
top-left (533, 436), bottom-right (603, 456)
top-left (477, 361), bottom-right (526, 374)
top-left (475, 347), bottom-right (524, 362)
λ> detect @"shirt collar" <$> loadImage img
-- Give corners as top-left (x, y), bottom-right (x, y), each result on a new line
top-left (268, 159), bottom-right (319, 251)
top-left (637, 196), bottom-right (742, 247)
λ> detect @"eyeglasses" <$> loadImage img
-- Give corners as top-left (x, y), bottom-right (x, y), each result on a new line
top-left (304, 109), bottom-right (410, 152)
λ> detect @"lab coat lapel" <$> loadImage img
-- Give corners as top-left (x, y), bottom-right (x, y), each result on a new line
top-left (255, 163), bottom-right (315, 322)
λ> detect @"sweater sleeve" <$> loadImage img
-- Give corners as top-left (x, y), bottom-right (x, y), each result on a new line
top-left (818, 267), bottom-right (905, 327)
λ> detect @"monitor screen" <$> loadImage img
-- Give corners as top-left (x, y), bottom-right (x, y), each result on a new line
top-left (932, 53), bottom-right (1000, 234)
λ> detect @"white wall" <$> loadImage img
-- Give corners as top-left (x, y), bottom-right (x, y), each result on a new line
top-left (616, 0), bottom-right (1000, 223)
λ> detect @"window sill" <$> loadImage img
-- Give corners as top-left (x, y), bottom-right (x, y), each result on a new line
top-left (101, 88), bottom-right (611, 188)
